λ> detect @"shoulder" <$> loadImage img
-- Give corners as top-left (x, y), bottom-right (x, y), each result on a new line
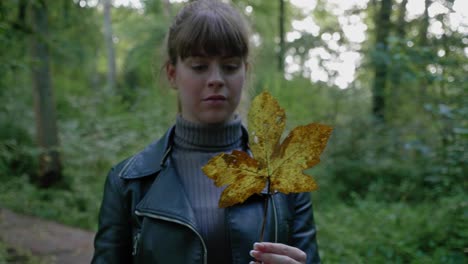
top-left (107, 126), bottom-right (175, 184)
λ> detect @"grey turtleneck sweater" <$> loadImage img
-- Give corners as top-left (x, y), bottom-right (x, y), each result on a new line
top-left (172, 115), bottom-right (244, 264)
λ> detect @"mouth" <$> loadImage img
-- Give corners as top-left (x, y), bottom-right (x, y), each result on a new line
top-left (204, 95), bottom-right (227, 101)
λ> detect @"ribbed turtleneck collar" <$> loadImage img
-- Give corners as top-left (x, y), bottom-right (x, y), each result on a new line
top-left (174, 115), bottom-right (243, 151)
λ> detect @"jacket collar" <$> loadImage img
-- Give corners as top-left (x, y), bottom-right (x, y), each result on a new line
top-left (131, 125), bottom-right (250, 230)
top-left (119, 126), bottom-right (175, 179)
top-left (135, 161), bottom-right (199, 229)
top-left (119, 125), bottom-right (250, 180)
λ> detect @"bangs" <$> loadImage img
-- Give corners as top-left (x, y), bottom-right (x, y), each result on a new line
top-left (175, 10), bottom-right (248, 60)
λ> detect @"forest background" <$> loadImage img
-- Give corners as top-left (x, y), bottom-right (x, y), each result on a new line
top-left (0, 0), bottom-right (466, 262)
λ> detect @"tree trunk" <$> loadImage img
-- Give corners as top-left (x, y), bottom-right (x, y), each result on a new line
top-left (418, 0), bottom-right (431, 99)
top-left (0, 1), bottom-right (4, 20)
top-left (372, 0), bottom-right (392, 123)
top-left (278, 0), bottom-right (285, 73)
top-left (103, 0), bottom-right (116, 91)
top-left (17, 0), bottom-right (28, 24)
top-left (11, 0), bottom-right (28, 31)
top-left (396, 0), bottom-right (408, 38)
top-left (162, 0), bottom-right (173, 18)
top-left (390, 0), bottom-right (407, 99)
top-left (419, 0), bottom-right (430, 46)
top-left (30, 0), bottom-right (62, 187)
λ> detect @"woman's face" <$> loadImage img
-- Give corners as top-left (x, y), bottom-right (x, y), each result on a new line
top-left (167, 55), bottom-right (247, 124)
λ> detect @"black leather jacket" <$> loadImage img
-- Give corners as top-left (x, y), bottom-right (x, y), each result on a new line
top-left (92, 127), bottom-right (321, 263)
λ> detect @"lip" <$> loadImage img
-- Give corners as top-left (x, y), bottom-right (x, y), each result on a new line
top-left (204, 95), bottom-right (226, 101)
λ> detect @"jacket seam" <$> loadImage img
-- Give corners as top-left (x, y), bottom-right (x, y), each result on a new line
top-left (108, 167), bottom-right (130, 214)
top-left (118, 155), bottom-right (137, 178)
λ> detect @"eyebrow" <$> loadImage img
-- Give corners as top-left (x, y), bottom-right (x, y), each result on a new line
top-left (189, 51), bottom-right (242, 58)
top-left (189, 55), bottom-right (242, 61)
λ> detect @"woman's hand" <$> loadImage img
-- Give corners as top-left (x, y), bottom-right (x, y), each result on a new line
top-left (249, 242), bottom-right (307, 264)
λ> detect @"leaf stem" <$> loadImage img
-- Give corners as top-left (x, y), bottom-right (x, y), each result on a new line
top-left (259, 178), bottom-right (271, 242)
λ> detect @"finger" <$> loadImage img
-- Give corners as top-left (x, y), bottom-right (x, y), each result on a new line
top-left (250, 249), bottom-right (295, 264)
top-left (253, 242), bottom-right (307, 263)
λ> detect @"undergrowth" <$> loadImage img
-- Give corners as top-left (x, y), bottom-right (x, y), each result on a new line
top-left (0, 82), bottom-right (466, 263)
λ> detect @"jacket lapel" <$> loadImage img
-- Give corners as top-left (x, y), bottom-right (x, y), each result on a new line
top-left (135, 161), bottom-right (198, 229)
top-left (127, 124), bottom-right (270, 244)
top-left (120, 126), bottom-right (197, 228)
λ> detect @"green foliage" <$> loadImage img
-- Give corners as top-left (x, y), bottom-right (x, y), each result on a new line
top-left (0, 67), bottom-right (37, 180)
top-left (316, 195), bottom-right (467, 263)
top-left (0, 118), bottom-right (37, 179)
top-left (0, 0), bottom-right (466, 262)
top-left (0, 86), bottom-right (177, 230)
top-left (0, 239), bottom-right (47, 264)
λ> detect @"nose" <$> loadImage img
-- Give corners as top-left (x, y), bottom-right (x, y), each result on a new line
top-left (207, 65), bottom-right (224, 89)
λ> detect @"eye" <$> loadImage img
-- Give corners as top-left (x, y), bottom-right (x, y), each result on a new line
top-left (222, 63), bottom-right (240, 72)
top-left (191, 64), bottom-right (208, 71)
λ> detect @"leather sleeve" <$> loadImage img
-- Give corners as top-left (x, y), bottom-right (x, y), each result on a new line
top-left (290, 192), bottom-right (321, 264)
top-left (91, 168), bottom-right (133, 264)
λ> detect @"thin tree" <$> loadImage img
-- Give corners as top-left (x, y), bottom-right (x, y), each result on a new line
top-left (30, 0), bottom-right (62, 187)
top-left (396, 0), bottom-right (408, 38)
top-left (162, 0), bottom-right (173, 18)
top-left (418, 0), bottom-right (430, 46)
top-left (372, 0), bottom-right (392, 123)
top-left (389, 0), bottom-right (408, 100)
top-left (278, 0), bottom-right (285, 73)
top-left (418, 0), bottom-right (431, 99)
top-left (103, 0), bottom-right (116, 91)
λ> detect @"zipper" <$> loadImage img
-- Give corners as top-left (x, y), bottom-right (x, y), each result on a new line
top-left (132, 231), bottom-right (141, 256)
top-left (134, 210), bottom-right (208, 264)
top-left (271, 196), bottom-right (278, 243)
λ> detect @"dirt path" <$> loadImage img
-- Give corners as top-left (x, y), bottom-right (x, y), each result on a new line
top-left (0, 208), bottom-right (95, 264)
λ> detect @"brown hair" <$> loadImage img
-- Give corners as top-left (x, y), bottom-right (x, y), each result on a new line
top-left (166, 0), bottom-right (250, 65)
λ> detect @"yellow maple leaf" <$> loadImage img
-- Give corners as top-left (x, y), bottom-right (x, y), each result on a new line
top-left (202, 91), bottom-right (333, 208)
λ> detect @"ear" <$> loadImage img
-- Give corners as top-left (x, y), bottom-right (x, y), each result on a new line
top-left (244, 61), bottom-right (249, 75)
top-left (166, 63), bottom-right (177, 89)
top-left (243, 62), bottom-right (249, 86)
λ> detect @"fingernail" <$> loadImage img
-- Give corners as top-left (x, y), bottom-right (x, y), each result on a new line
top-left (253, 242), bottom-right (260, 249)
top-left (249, 250), bottom-right (255, 257)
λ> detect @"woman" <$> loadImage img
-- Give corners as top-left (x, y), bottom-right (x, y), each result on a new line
top-left (92, 0), bottom-right (320, 263)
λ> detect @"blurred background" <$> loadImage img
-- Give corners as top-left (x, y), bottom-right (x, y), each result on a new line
top-left (0, 0), bottom-right (466, 262)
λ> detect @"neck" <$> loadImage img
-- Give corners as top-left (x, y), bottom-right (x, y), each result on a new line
top-left (174, 114), bottom-right (243, 151)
